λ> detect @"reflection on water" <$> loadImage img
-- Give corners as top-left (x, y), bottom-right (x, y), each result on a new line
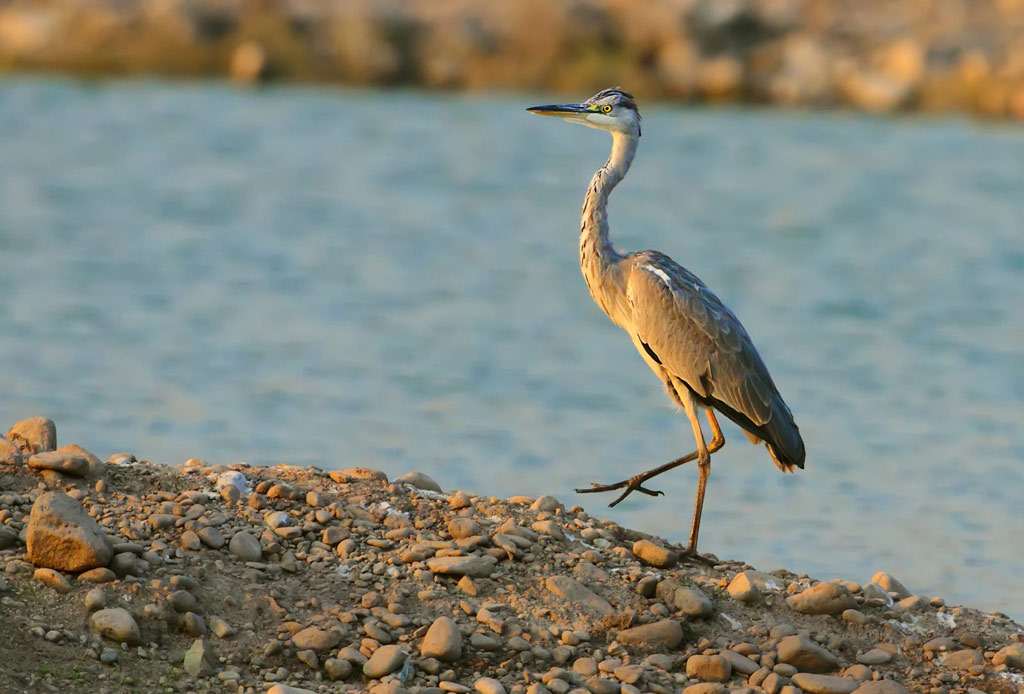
top-left (1, 80), bottom-right (1022, 616)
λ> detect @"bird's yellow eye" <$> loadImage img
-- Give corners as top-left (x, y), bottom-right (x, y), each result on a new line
top-left (602, 105), bottom-right (613, 113)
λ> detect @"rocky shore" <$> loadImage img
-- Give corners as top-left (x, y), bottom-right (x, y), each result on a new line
top-left (1, 415), bottom-right (1023, 694)
top-left (1, 0), bottom-right (1023, 119)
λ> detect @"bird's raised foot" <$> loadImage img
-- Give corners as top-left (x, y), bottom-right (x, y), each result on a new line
top-left (573, 475), bottom-right (664, 508)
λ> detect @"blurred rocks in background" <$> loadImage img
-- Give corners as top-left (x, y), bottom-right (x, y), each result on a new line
top-left (0, 0), bottom-right (1022, 119)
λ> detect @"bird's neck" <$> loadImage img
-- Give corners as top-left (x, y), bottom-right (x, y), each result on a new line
top-left (579, 131), bottom-right (638, 325)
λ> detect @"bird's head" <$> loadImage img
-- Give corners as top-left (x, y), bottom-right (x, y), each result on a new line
top-left (528, 88), bottom-right (641, 137)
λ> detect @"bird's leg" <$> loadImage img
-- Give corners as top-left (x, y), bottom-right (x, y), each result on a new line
top-left (682, 398), bottom-right (713, 559)
top-left (575, 407), bottom-right (726, 508)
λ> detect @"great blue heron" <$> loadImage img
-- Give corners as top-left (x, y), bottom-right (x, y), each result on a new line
top-left (528, 88), bottom-right (805, 558)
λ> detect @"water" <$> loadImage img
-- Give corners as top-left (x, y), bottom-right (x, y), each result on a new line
top-left (1, 80), bottom-right (1022, 617)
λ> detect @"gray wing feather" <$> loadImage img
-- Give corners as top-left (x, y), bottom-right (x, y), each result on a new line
top-left (624, 251), bottom-right (777, 427)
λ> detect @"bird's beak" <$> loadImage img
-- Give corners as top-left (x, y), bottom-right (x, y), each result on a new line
top-left (527, 103), bottom-right (593, 119)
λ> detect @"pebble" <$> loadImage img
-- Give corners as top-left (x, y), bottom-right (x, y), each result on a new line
top-left (79, 567), bottom-right (116, 583)
top-left (869, 572), bottom-right (911, 599)
top-left (267, 686), bottom-right (318, 694)
top-left (531, 495), bottom-right (563, 512)
top-left (33, 567), bottom-right (71, 593)
top-left (180, 529), bottom-right (202, 550)
top-left (325, 657), bottom-right (353, 680)
top-left (422, 616), bottom-right (462, 662)
top-left (786, 582), bottom-right (857, 615)
top-left (574, 657), bottom-right (598, 676)
top-left (856, 649), bottom-right (892, 665)
top-left (448, 518), bottom-right (482, 539)
top-left (720, 649), bottom-right (760, 675)
top-left (99, 648), bottom-right (119, 665)
top-left (842, 608), bottom-right (868, 624)
top-left (583, 677), bottom-right (618, 694)
top-left (182, 611), bottom-right (206, 636)
top-left (109, 552), bottom-right (138, 577)
top-left (228, 531), bottom-right (262, 561)
top-left (632, 539), bottom-right (678, 568)
top-left (196, 526), bottom-right (224, 549)
top-left (183, 637), bottom-right (216, 676)
top-left (776, 634), bottom-right (839, 672)
top-left (27, 450), bottom-right (89, 477)
top-left (791, 673), bottom-right (859, 694)
top-left (616, 619), bottom-right (684, 649)
top-left (293, 626), bottom-right (342, 651)
top-left (657, 581), bottom-right (713, 617)
top-left (170, 589), bottom-right (198, 613)
top-left (427, 555), bottom-right (497, 578)
top-left (363, 644), bottom-right (407, 678)
top-left (614, 664), bottom-right (643, 684)
top-left (850, 682), bottom-right (909, 694)
top-left (209, 615), bottom-right (234, 638)
top-left (441, 683), bottom-right (472, 693)
top-left (942, 649), bottom-right (982, 669)
top-left (686, 654), bottom-right (731, 681)
top-left (544, 575), bottom-right (614, 616)
top-left (84, 587), bottom-right (106, 611)
top-left (727, 572), bottom-right (761, 602)
top-left (89, 607), bottom-right (141, 645)
top-left (475, 677), bottom-right (506, 694)
top-left (683, 684), bottom-right (727, 694)
top-left (395, 471), bottom-right (443, 492)
top-left (922, 637), bottom-right (956, 652)
top-left (993, 644), bottom-right (1024, 668)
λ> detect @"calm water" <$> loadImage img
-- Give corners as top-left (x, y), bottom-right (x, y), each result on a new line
top-left (1, 80), bottom-right (1021, 617)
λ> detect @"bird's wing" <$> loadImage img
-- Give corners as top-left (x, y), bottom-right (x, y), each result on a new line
top-left (624, 251), bottom-right (778, 428)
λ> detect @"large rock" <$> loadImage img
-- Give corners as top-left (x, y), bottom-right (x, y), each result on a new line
top-left (26, 491), bottom-right (113, 572)
top-left (426, 555), bottom-right (497, 578)
top-left (293, 626), bottom-right (342, 652)
top-left (395, 471), bottom-right (442, 492)
top-left (0, 436), bottom-right (23, 465)
top-left (89, 607), bottom-right (141, 645)
top-left (57, 444), bottom-right (105, 477)
top-left (787, 582), bottom-right (857, 615)
top-left (851, 682), bottom-right (909, 694)
top-left (777, 634), bottom-right (839, 672)
top-left (228, 531), bottom-right (262, 561)
top-left (421, 616), bottom-right (462, 662)
top-left (6, 417), bottom-right (56, 454)
top-left (616, 619), bottom-right (684, 650)
top-left (362, 644), bottom-right (407, 678)
top-left (544, 575), bottom-right (614, 616)
top-left (28, 451), bottom-right (89, 477)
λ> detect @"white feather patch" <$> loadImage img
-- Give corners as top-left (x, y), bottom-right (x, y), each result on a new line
top-left (644, 264), bottom-right (672, 285)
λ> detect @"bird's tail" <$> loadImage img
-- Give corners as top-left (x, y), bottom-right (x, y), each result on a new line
top-left (763, 396), bottom-right (805, 473)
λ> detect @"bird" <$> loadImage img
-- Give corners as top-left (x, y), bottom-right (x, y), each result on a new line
top-left (527, 88), bottom-right (805, 558)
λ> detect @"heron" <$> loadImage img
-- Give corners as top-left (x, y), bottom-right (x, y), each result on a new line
top-left (528, 88), bottom-right (805, 558)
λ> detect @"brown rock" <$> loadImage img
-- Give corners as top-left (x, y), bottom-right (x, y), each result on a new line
top-left (632, 539), bottom-right (678, 568)
top-left (993, 644), bottom-right (1024, 669)
top-left (421, 616), bottom-right (462, 662)
top-left (544, 575), bottom-right (613, 616)
top-left (942, 649), bottom-right (982, 669)
top-left (362, 644), bottom-right (407, 678)
top-left (28, 450), bottom-right (89, 477)
top-left (686, 654), bottom-right (731, 681)
top-left (6, 416), bottom-right (56, 454)
top-left (616, 619), bottom-right (684, 650)
top-left (720, 649), bottom-right (760, 675)
top-left (395, 471), bottom-right (442, 492)
top-left (786, 582), bottom-right (857, 615)
top-left (868, 572), bottom-right (911, 599)
top-left (657, 580), bottom-right (713, 617)
top-left (791, 673), bottom-right (859, 694)
top-left (57, 444), bottom-right (104, 477)
top-left (26, 491), bottom-right (113, 572)
top-left (292, 626), bottom-right (342, 652)
top-left (727, 572), bottom-right (760, 602)
top-left (427, 555), bottom-right (496, 578)
top-left (0, 436), bottom-right (23, 465)
top-left (34, 567), bottom-right (71, 593)
top-left (89, 607), bottom-right (141, 645)
top-left (683, 684), bottom-right (726, 694)
top-left (777, 634), bottom-right (839, 672)
top-left (851, 682), bottom-right (909, 694)
top-left (230, 41), bottom-right (268, 84)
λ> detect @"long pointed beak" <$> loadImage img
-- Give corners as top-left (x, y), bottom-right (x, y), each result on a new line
top-left (527, 103), bottom-right (591, 117)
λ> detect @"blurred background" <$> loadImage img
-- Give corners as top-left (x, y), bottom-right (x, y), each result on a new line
top-left (0, 0), bottom-right (1022, 618)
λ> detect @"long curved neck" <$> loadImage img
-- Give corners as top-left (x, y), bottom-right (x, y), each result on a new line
top-left (580, 131), bottom-right (638, 325)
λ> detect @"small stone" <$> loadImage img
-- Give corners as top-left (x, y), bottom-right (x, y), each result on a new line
top-left (228, 531), bottom-right (262, 561)
top-left (296, 649), bottom-right (318, 668)
top-left (657, 580), bottom-right (713, 617)
top-left (896, 595), bottom-right (927, 611)
top-left (616, 619), bottom-right (684, 649)
top-left (6, 417), bottom-right (56, 454)
top-left (791, 673), bottom-right (859, 694)
top-left (683, 684), bottom-right (726, 694)
top-left (720, 649), bottom-right (760, 675)
top-left (475, 677), bottom-right (506, 694)
top-left (196, 526), bottom-right (224, 549)
top-left (89, 608), bottom-right (141, 645)
top-left (727, 572), bottom-right (761, 602)
top-left (180, 530), bottom-right (202, 551)
top-left (583, 678), bottom-right (618, 694)
top-left (28, 451), bottom-right (88, 477)
top-left (869, 572), bottom-right (911, 599)
top-left (338, 646), bottom-right (367, 665)
top-left (632, 539), bottom-right (678, 568)
top-left (458, 575), bottom-right (478, 595)
top-left (109, 552), bottom-right (138, 578)
top-left (441, 683), bottom-right (472, 693)
top-left (922, 637), bottom-right (956, 652)
top-left (79, 567), bottom-right (116, 583)
top-left (0, 436), bottom-right (23, 465)
top-left (183, 637), bottom-right (216, 676)
top-left (169, 589), bottom-right (197, 613)
top-left (395, 471), bottom-right (442, 492)
top-left (993, 644), bottom-right (1024, 669)
top-left (293, 626), bottom-right (342, 651)
top-left (33, 567), bottom-right (71, 593)
top-left (325, 657), bottom-right (353, 680)
top-left (85, 587), bottom-right (106, 611)
top-left (942, 649), bottom-right (983, 669)
top-left (531, 495), bottom-right (563, 512)
top-left (26, 491), bottom-right (113, 572)
top-left (545, 575), bottom-right (614, 616)
top-left (531, 520), bottom-right (567, 542)
top-left (686, 654), bottom-right (731, 682)
top-left (842, 609), bottom-right (868, 624)
top-left (336, 467), bottom-right (388, 482)
top-left (427, 555), bottom-right (497, 578)
top-left (99, 648), bottom-right (118, 664)
top-left (842, 665), bottom-right (873, 681)
top-left (851, 682), bottom-right (909, 694)
top-left (449, 491), bottom-right (472, 509)
top-left (362, 644), bottom-right (407, 678)
top-left (856, 649), bottom-right (891, 665)
top-left (209, 616), bottom-right (234, 639)
top-left (447, 518), bottom-right (481, 540)
top-left (421, 616), bottom-right (462, 662)
top-left (182, 612), bottom-right (207, 636)
top-left (776, 634), bottom-right (839, 672)
top-left (614, 664), bottom-right (643, 684)
top-left (786, 582), bottom-right (857, 615)
top-left (267, 686), bottom-right (318, 694)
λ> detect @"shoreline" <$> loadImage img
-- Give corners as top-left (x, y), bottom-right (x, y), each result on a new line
top-left (1, 416), bottom-right (1023, 693)
top-left (0, 0), bottom-right (1023, 120)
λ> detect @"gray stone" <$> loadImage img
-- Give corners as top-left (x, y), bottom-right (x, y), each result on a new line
top-left (89, 607), bottom-right (141, 645)
top-left (869, 572), bottom-right (911, 599)
top-left (85, 587), bottom-right (106, 611)
top-left (26, 491), bottom-right (113, 572)
top-left (475, 677), bottom-right (506, 694)
top-left (720, 649), bottom-right (760, 675)
top-left (583, 677), bottom-right (618, 694)
top-left (109, 552), bottom-right (138, 577)
top-left (170, 589), bottom-right (198, 613)
top-left (776, 634), bottom-right (839, 672)
top-left (180, 530), bottom-right (202, 551)
top-left (196, 526), bottom-right (224, 549)
top-left (942, 649), bottom-right (983, 669)
top-left (682, 684), bottom-right (726, 694)
top-left (856, 649), bottom-right (892, 665)
top-left (209, 616), bottom-right (234, 639)
top-left (531, 495), bottom-right (563, 512)
top-left (267, 686), bottom-right (318, 694)
top-left (293, 626), bottom-right (342, 651)
top-left (395, 471), bottom-right (442, 492)
top-left (228, 531), bottom-right (262, 561)
top-left (427, 555), bottom-right (497, 578)
top-left (531, 520), bottom-right (567, 542)
top-left (545, 575), bottom-right (614, 616)
top-left (363, 644), bottom-right (407, 678)
top-left (616, 619), bottom-right (684, 650)
top-left (325, 657), bottom-right (353, 680)
top-left (28, 451), bottom-right (88, 477)
top-left (182, 612), bottom-right (206, 636)
top-left (99, 647), bottom-right (119, 665)
top-left (657, 580), bottom-right (713, 617)
top-left (686, 654), bottom-right (731, 681)
top-left (421, 616), bottom-right (462, 662)
top-left (851, 682), bottom-right (909, 694)
top-left (791, 673), bottom-right (859, 694)
top-left (727, 572), bottom-right (761, 602)
top-left (447, 518), bottom-right (481, 540)
top-left (632, 539), bottom-right (678, 568)
top-left (6, 417), bottom-right (56, 454)
top-left (0, 436), bottom-right (23, 465)
top-left (786, 582), bottom-right (857, 615)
